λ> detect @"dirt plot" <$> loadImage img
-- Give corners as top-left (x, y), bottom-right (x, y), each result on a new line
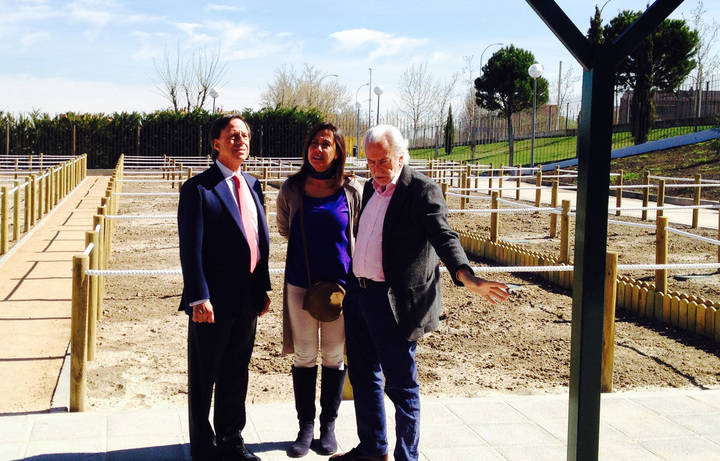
top-left (87, 179), bottom-right (720, 410)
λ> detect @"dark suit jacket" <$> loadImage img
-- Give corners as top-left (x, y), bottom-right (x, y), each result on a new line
top-left (177, 163), bottom-right (271, 321)
top-left (361, 164), bottom-right (471, 341)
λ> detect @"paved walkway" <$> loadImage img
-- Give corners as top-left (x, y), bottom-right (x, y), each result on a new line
top-left (1, 389), bottom-right (720, 460)
top-left (0, 173), bottom-right (110, 414)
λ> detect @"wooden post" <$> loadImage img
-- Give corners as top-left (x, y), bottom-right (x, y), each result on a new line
top-left (516, 166), bottom-right (522, 201)
top-left (717, 200), bottom-right (720, 266)
top-left (23, 176), bottom-right (30, 233)
top-left (178, 163), bottom-right (184, 189)
top-left (86, 231), bottom-right (97, 362)
top-left (460, 171), bottom-right (467, 210)
top-left (94, 215), bottom-right (105, 321)
top-left (29, 175), bottom-right (36, 227)
top-left (601, 252), bottom-right (618, 393)
top-left (488, 162), bottom-right (494, 192)
top-left (535, 170), bottom-right (542, 207)
top-left (550, 180), bottom-right (558, 238)
top-left (560, 200), bottom-right (570, 264)
top-left (70, 254), bottom-right (89, 412)
top-left (692, 173), bottom-right (701, 229)
top-left (263, 167), bottom-right (269, 192)
top-left (490, 191), bottom-right (499, 242)
top-left (655, 179), bottom-right (665, 219)
top-left (655, 216), bottom-right (668, 295)
top-left (441, 182), bottom-right (448, 202)
top-left (171, 160), bottom-right (176, 189)
top-left (38, 172), bottom-right (45, 218)
top-left (498, 163), bottom-right (504, 198)
top-left (1, 186), bottom-right (8, 254)
top-left (13, 159), bottom-right (18, 180)
top-left (13, 180), bottom-right (20, 241)
top-left (641, 170), bottom-right (649, 221)
top-left (187, 167), bottom-right (193, 182)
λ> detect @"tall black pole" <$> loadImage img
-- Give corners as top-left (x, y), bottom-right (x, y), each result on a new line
top-left (567, 47), bottom-right (614, 461)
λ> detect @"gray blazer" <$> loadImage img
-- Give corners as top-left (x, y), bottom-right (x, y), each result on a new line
top-left (361, 164), bottom-right (472, 341)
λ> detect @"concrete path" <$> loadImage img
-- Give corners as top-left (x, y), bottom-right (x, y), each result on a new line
top-left (1, 389), bottom-right (719, 460)
top-left (0, 174), bottom-right (110, 414)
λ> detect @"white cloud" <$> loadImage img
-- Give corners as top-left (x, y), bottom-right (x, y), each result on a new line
top-left (0, 74), bottom-right (167, 114)
top-left (206, 3), bottom-right (244, 11)
top-left (175, 22), bottom-right (212, 43)
top-left (20, 31), bottom-right (49, 47)
top-left (329, 28), bottom-right (427, 60)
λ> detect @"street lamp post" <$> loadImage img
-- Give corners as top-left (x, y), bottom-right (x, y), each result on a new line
top-left (355, 83), bottom-right (369, 157)
top-left (373, 86), bottom-right (384, 125)
top-left (209, 88), bottom-right (219, 113)
top-left (355, 102), bottom-right (362, 157)
top-left (528, 63), bottom-right (544, 167)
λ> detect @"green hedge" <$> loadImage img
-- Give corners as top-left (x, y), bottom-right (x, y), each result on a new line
top-left (0, 108), bottom-right (323, 168)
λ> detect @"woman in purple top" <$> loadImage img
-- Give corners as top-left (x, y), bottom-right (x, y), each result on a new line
top-left (276, 123), bottom-right (363, 457)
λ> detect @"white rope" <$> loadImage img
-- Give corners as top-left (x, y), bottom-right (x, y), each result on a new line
top-left (609, 184), bottom-right (656, 190)
top-left (649, 175), bottom-right (694, 182)
top-left (665, 227), bottom-right (720, 246)
top-left (83, 243), bottom-right (94, 256)
top-left (105, 214), bottom-right (176, 219)
top-left (446, 262), bottom-right (720, 273)
top-left (607, 219), bottom-right (657, 230)
top-left (85, 267), bottom-right (285, 276)
top-left (120, 179), bottom-right (185, 183)
top-left (608, 204), bottom-right (718, 211)
top-left (446, 192), bottom-right (491, 200)
top-left (617, 262), bottom-right (720, 271)
top-left (664, 183), bottom-right (720, 188)
top-left (449, 207), bottom-right (561, 214)
top-left (114, 192), bottom-right (179, 196)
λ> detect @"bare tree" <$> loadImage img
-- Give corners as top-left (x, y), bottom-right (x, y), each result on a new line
top-left (154, 44), bottom-right (182, 111)
top-left (552, 65), bottom-right (580, 128)
top-left (154, 45), bottom-right (227, 112)
top-left (260, 64), bottom-right (350, 119)
top-left (687, 1), bottom-right (719, 115)
top-left (395, 63), bottom-right (439, 145)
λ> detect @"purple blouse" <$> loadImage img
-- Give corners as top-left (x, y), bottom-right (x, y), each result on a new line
top-left (286, 189), bottom-right (351, 288)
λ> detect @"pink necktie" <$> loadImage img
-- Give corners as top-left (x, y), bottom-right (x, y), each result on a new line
top-left (233, 175), bottom-right (259, 273)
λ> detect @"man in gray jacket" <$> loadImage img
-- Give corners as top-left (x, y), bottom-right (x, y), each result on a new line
top-left (331, 125), bottom-right (508, 461)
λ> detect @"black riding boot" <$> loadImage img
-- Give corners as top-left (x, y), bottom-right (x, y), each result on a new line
top-left (316, 366), bottom-right (346, 455)
top-left (287, 365), bottom-right (317, 458)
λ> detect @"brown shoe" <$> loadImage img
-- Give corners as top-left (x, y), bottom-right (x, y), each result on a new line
top-left (329, 446), bottom-right (388, 461)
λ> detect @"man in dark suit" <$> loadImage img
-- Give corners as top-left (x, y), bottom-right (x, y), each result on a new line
top-left (332, 125), bottom-right (509, 461)
top-left (178, 114), bottom-right (271, 461)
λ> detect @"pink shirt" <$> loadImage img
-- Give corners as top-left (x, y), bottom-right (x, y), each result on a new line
top-left (352, 172), bottom-right (401, 282)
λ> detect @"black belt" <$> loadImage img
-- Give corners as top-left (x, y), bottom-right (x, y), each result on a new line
top-left (355, 277), bottom-right (388, 289)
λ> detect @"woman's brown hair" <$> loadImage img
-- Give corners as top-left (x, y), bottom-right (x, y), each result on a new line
top-left (291, 122), bottom-right (346, 188)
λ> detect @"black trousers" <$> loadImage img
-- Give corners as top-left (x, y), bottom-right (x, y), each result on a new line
top-left (187, 314), bottom-right (257, 459)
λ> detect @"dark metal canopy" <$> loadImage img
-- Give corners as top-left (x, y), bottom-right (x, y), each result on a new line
top-left (523, 1), bottom-right (684, 460)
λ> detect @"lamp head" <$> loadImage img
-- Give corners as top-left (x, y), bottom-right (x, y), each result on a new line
top-left (528, 63), bottom-right (544, 79)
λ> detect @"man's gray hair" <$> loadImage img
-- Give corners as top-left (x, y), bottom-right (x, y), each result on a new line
top-left (363, 125), bottom-right (411, 161)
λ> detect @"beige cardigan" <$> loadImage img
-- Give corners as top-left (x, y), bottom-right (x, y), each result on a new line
top-left (276, 174), bottom-right (364, 355)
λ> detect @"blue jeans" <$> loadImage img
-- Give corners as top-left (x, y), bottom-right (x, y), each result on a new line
top-left (344, 278), bottom-right (421, 461)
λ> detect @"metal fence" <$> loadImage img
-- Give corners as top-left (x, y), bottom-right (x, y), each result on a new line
top-left (3, 77), bottom-right (719, 168)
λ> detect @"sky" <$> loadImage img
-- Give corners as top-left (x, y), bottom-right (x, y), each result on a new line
top-left (0, 0), bottom-right (717, 118)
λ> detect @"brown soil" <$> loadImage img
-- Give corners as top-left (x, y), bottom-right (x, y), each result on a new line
top-left (87, 165), bottom-right (720, 410)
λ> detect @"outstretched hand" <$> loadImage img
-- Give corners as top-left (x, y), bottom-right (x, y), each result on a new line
top-left (456, 268), bottom-right (510, 304)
